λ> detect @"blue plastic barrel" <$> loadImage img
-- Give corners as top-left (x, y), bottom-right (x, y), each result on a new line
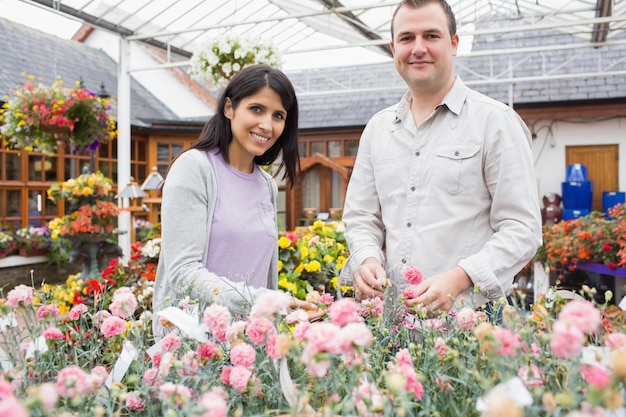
top-left (566, 163), bottom-right (588, 182)
top-left (602, 191), bottom-right (625, 214)
top-left (561, 181), bottom-right (593, 210)
top-left (562, 208), bottom-right (590, 221)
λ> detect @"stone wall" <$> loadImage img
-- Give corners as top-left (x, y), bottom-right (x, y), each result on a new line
top-left (0, 255), bottom-right (82, 292)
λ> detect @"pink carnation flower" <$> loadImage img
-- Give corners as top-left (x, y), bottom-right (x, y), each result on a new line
top-left (126, 391), bottom-right (145, 411)
top-left (403, 265), bottom-right (423, 285)
top-left (328, 298), bottom-right (363, 327)
top-left (456, 307), bottom-right (478, 330)
top-left (203, 304), bottom-right (231, 340)
top-left (5, 285), bottom-right (33, 308)
top-left (161, 333), bottom-right (182, 352)
top-left (197, 341), bottom-right (220, 361)
top-left (492, 327), bottom-right (521, 357)
top-left (401, 287), bottom-right (418, 300)
top-left (580, 365), bottom-right (612, 389)
top-left (342, 322), bottom-right (374, 348)
top-left (109, 287), bottom-right (138, 319)
top-left (69, 304), bottom-right (88, 321)
top-left (89, 366), bottom-right (108, 390)
top-left (319, 293), bottom-right (334, 305)
top-left (55, 366), bottom-right (90, 398)
top-left (435, 337), bottom-right (450, 357)
top-left (245, 316), bottom-right (276, 346)
top-left (36, 304), bottom-right (60, 320)
top-left (158, 382), bottom-right (192, 407)
top-left (196, 387), bottom-right (229, 417)
top-left (226, 366), bottom-right (252, 392)
top-left (43, 326), bottom-right (64, 340)
top-left (605, 332), bottom-right (626, 350)
top-left (225, 320), bottom-right (247, 341)
top-left (100, 316), bottom-right (127, 339)
top-left (517, 364), bottom-right (544, 388)
top-left (249, 291), bottom-right (290, 318)
top-left (550, 320), bottom-right (585, 359)
top-left (0, 396), bottom-right (28, 417)
top-left (558, 300), bottom-right (602, 335)
top-left (143, 368), bottom-right (162, 387)
top-left (230, 342), bottom-right (256, 368)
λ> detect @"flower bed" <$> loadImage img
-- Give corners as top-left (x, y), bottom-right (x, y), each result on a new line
top-left (278, 220), bottom-right (350, 299)
top-left (1, 254), bottom-right (625, 416)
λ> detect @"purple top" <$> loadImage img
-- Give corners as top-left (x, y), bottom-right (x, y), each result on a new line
top-left (205, 149), bottom-right (276, 289)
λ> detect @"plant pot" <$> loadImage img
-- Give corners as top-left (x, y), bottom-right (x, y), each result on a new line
top-left (328, 207), bottom-right (342, 220)
top-left (303, 208), bottom-right (318, 219)
top-left (19, 247), bottom-right (36, 257)
top-left (104, 223), bottom-right (115, 234)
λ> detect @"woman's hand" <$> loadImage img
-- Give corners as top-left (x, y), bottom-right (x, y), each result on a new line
top-left (289, 299), bottom-right (326, 322)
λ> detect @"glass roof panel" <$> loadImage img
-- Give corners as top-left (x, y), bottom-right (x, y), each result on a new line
top-left (12, 0), bottom-right (626, 70)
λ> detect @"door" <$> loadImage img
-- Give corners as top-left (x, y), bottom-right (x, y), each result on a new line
top-left (565, 144), bottom-right (618, 211)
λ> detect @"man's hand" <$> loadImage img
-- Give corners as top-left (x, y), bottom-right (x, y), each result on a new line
top-left (403, 266), bottom-right (472, 314)
top-left (353, 257), bottom-right (387, 301)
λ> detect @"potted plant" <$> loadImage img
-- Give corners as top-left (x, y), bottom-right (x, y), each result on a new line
top-left (0, 75), bottom-right (116, 154)
top-left (534, 203), bottom-right (626, 273)
top-left (189, 35), bottom-right (282, 90)
top-left (14, 226), bottom-right (53, 256)
top-left (48, 171), bottom-right (114, 209)
top-left (0, 230), bottom-right (15, 258)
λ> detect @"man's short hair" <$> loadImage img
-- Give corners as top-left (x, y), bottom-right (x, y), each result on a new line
top-left (390, 0), bottom-right (457, 39)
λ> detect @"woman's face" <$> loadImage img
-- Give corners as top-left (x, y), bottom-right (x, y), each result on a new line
top-left (224, 87), bottom-right (287, 173)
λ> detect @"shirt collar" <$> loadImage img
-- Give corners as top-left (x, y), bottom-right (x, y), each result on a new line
top-left (394, 77), bottom-right (469, 123)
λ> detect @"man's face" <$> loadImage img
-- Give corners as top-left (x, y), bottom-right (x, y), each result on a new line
top-left (390, 3), bottom-right (459, 94)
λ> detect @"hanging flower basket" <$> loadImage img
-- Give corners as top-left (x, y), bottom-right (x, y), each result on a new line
top-left (189, 35), bottom-right (282, 90)
top-left (0, 75), bottom-right (116, 154)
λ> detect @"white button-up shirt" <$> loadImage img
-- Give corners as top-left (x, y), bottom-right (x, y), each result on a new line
top-left (341, 78), bottom-right (542, 307)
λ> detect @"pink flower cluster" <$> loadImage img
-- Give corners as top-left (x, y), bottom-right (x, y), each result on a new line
top-left (403, 265), bottom-right (423, 285)
top-left (5, 285), bottom-right (33, 308)
top-left (387, 348), bottom-right (425, 400)
top-left (550, 300), bottom-right (602, 359)
top-left (300, 298), bottom-right (373, 377)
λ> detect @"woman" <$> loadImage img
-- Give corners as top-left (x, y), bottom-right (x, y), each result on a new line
top-left (153, 64), bottom-right (317, 335)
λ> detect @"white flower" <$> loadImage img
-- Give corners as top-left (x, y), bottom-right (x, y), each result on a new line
top-left (189, 34), bottom-right (282, 90)
top-left (141, 238), bottom-right (161, 259)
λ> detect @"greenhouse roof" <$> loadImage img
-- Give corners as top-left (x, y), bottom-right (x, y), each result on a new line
top-left (24, 0), bottom-right (626, 71)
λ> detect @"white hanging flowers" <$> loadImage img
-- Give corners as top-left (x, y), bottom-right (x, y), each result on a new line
top-left (189, 35), bottom-right (283, 90)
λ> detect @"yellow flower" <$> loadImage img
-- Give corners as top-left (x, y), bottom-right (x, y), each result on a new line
top-left (299, 245), bottom-right (309, 260)
top-left (323, 254), bottom-right (333, 263)
top-left (278, 236), bottom-right (291, 249)
top-left (304, 260), bottom-right (321, 273)
top-left (336, 255), bottom-right (346, 270)
top-left (295, 264), bottom-right (304, 274)
top-left (277, 260), bottom-right (283, 271)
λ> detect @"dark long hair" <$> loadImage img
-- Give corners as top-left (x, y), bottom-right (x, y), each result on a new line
top-left (188, 64), bottom-right (300, 186)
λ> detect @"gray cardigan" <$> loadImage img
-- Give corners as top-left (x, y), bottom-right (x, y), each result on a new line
top-left (152, 149), bottom-right (279, 334)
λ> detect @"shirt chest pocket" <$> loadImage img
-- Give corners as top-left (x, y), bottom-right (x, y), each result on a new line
top-left (433, 144), bottom-right (482, 195)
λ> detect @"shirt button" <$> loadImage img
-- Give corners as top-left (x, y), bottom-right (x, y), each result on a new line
top-left (407, 222), bottom-right (412, 227)
top-left (415, 151), bottom-right (420, 157)
top-left (454, 151), bottom-right (460, 156)
top-left (410, 186), bottom-right (416, 191)
top-left (401, 258), bottom-right (407, 264)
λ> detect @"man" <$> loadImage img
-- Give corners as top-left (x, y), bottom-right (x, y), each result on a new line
top-left (341, 0), bottom-right (542, 314)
